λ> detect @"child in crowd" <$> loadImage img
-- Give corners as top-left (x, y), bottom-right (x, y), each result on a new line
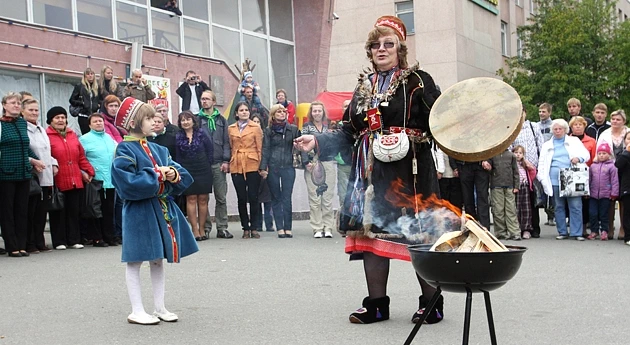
top-left (588, 142), bottom-right (619, 240)
top-left (614, 133), bottom-right (630, 245)
top-left (238, 71), bottom-right (262, 105)
top-left (111, 97), bottom-right (198, 325)
top-left (489, 148), bottom-right (521, 240)
top-left (251, 114), bottom-right (274, 234)
top-left (513, 145), bottom-right (537, 239)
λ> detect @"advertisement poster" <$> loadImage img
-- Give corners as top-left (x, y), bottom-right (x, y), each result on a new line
top-left (144, 75), bottom-right (173, 123)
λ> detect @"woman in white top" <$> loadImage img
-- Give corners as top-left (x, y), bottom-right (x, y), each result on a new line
top-left (596, 109), bottom-right (628, 239)
top-left (23, 98), bottom-right (58, 253)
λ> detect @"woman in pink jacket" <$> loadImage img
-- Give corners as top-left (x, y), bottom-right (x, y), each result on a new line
top-left (101, 95), bottom-right (124, 143)
top-left (46, 106), bottom-right (95, 250)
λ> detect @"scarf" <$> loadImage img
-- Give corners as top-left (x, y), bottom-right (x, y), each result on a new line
top-left (271, 120), bottom-right (286, 134)
top-left (198, 108), bottom-right (221, 132)
top-left (278, 100), bottom-right (289, 108)
top-left (238, 119), bottom-right (248, 133)
top-left (0, 116), bottom-right (18, 122)
top-left (54, 127), bottom-right (67, 138)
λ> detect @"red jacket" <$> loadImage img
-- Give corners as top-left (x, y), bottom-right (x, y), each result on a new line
top-left (279, 101), bottom-right (296, 125)
top-left (47, 127), bottom-right (95, 191)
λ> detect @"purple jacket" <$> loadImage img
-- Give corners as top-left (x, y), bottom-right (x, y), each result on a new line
top-left (589, 160), bottom-right (619, 199)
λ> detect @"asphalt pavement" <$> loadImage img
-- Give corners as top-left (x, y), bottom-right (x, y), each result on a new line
top-left (1, 218), bottom-right (629, 345)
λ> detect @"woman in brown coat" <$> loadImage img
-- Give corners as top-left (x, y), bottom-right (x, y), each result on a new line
top-left (228, 102), bottom-right (263, 239)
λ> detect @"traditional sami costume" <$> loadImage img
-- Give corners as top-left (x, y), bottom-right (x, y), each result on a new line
top-left (317, 63), bottom-right (442, 261)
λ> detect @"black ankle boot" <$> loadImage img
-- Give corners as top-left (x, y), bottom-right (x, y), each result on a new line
top-left (349, 296), bottom-right (390, 324)
top-left (411, 295), bottom-right (444, 324)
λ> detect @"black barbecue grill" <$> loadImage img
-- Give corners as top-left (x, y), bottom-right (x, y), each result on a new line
top-left (404, 244), bottom-right (527, 345)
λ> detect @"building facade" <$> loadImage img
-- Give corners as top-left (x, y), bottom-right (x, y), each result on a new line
top-left (327, 0), bottom-right (630, 92)
top-left (0, 0), bottom-right (336, 216)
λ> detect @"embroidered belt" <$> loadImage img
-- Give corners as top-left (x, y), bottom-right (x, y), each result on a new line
top-left (359, 126), bottom-right (430, 142)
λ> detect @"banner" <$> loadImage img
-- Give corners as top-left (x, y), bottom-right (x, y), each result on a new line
top-left (144, 75), bottom-right (173, 123)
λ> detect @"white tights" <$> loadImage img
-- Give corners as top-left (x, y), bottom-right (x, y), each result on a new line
top-left (125, 260), bottom-right (168, 315)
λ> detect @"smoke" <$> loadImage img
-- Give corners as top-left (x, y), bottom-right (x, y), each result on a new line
top-left (374, 206), bottom-right (463, 243)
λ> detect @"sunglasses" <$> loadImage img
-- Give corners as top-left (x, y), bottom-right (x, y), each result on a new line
top-left (369, 41), bottom-right (396, 50)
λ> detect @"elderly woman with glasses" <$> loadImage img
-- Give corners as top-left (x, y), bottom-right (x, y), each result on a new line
top-left (538, 119), bottom-right (590, 241)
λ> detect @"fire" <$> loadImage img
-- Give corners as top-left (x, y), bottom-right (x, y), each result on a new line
top-left (385, 178), bottom-right (463, 217)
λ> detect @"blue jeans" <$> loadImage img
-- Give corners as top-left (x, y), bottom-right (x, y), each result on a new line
top-left (255, 202), bottom-right (274, 231)
top-left (267, 167), bottom-right (296, 231)
top-left (589, 198), bottom-right (611, 233)
top-left (552, 186), bottom-right (583, 236)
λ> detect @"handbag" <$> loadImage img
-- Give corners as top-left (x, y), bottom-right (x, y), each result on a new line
top-left (532, 179), bottom-right (546, 208)
top-left (292, 147), bottom-right (304, 169)
top-left (373, 131), bottom-right (410, 162)
top-left (29, 176), bottom-right (42, 196)
top-left (47, 185), bottom-right (65, 211)
top-left (559, 163), bottom-right (590, 197)
top-left (81, 180), bottom-right (103, 219)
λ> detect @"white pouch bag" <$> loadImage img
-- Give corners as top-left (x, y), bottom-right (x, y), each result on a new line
top-left (373, 131), bottom-right (409, 162)
top-left (559, 163), bottom-right (589, 197)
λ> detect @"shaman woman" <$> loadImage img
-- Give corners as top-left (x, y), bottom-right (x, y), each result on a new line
top-left (295, 15), bottom-right (444, 324)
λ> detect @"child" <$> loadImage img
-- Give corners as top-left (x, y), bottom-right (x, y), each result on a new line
top-left (513, 145), bottom-right (537, 239)
top-left (238, 71), bottom-right (262, 105)
top-left (615, 132), bottom-right (630, 245)
top-left (251, 114), bottom-right (274, 235)
top-left (588, 142), bottom-right (619, 240)
top-left (111, 97), bottom-right (199, 325)
top-left (488, 148), bottom-right (521, 240)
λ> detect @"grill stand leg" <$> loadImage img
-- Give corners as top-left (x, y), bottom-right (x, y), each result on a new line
top-left (483, 291), bottom-right (498, 345)
top-left (462, 288), bottom-right (472, 345)
top-left (403, 286), bottom-right (442, 345)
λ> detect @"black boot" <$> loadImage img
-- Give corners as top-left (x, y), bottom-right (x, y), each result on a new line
top-left (411, 295), bottom-right (444, 324)
top-left (349, 296), bottom-right (390, 324)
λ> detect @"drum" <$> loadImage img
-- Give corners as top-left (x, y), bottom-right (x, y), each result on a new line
top-left (429, 78), bottom-right (523, 162)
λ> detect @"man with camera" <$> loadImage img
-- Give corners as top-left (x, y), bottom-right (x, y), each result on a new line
top-left (176, 70), bottom-right (211, 114)
top-left (123, 69), bottom-right (156, 102)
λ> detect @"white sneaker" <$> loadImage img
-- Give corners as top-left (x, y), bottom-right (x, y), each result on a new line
top-left (625, 241), bottom-right (630, 246)
top-left (313, 231), bottom-right (323, 238)
top-left (127, 313), bottom-right (160, 325)
top-left (324, 231), bottom-right (333, 238)
top-left (55, 245), bottom-right (67, 250)
top-left (154, 310), bottom-right (178, 322)
top-left (70, 244), bottom-right (84, 249)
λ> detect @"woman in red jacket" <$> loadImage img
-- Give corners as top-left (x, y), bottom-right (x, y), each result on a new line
top-left (46, 106), bottom-right (95, 250)
top-left (275, 89), bottom-right (296, 125)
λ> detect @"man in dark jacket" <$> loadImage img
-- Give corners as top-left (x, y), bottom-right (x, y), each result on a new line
top-left (449, 158), bottom-right (492, 230)
top-left (196, 90), bottom-right (232, 239)
top-left (176, 70), bottom-right (211, 114)
top-left (147, 106), bottom-right (179, 159)
top-left (585, 103), bottom-right (611, 141)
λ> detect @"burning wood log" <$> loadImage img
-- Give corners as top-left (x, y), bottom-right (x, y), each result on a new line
top-left (430, 217), bottom-right (508, 252)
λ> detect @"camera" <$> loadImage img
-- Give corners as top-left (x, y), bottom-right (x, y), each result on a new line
top-left (316, 183), bottom-right (328, 197)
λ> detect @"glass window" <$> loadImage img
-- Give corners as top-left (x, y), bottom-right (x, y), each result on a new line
top-left (128, 0), bottom-right (148, 4)
top-left (242, 0), bottom-right (266, 34)
top-left (516, 37), bottom-right (523, 58)
top-left (152, 10), bottom-right (181, 51)
top-left (77, 0), bottom-right (113, 38)
top-left (243, 34), bottom-right (269, 106)
top-left (184, 19), bottom-right (210, 56)
top-left (212, 0), bottom-right (239, 29)
top-left (182, 0), bottom-right (208, 20)
top-left (501, 21), bottom-right (509, 56)
top-left (213, 26), bottom-right (241, 75)
top-left (270, 41), bottom-right (296, 103)
top-left (395, 1), bottom-right (415, 34)
top-left (45, 75), bottom-right (81, 133)
top-left (117, 3), bottom-right (149, 44)
top-left (0, 0), bottom-right (28, 21)
top-left (0, 70), bottom-right (41, 106)
top-left (269, 0), bottom-right (293, 40)
top-left (33, 0), bottom-right (72, 29)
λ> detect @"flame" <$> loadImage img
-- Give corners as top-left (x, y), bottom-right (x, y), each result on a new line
top-left (385, 178), bottom-right (463, 217)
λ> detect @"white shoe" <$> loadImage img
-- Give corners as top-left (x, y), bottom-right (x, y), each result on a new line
top-left (70, 244), bottom-right (84, 249)
top-left (55, 245), bottom-right (67, 250)
top-left (154, 310), bottom-right (178, 322)
top-left (127, 313), bottom-right (160, 325)
top-left (324, 231), bottom-right (333, 238)
top-left (313, 231), bottom-right (323, 238)
top-left (625, 241), bottom-right (630, 246)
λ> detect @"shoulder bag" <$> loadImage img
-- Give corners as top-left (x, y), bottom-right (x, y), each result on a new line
top-left (47, 183), bottom-right (65, 211)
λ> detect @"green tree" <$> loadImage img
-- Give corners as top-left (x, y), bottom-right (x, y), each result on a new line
top-left (498, 0), bottom-right (625, 121)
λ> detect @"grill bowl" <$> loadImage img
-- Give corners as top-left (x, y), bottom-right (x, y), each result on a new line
top-left (408, 244), bottom-right (526, 293)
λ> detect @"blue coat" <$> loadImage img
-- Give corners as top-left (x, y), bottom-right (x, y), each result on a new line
top-left (80, 129), bottom-right (117, 189)
top-left (111, 139), bottom-right (198, 263)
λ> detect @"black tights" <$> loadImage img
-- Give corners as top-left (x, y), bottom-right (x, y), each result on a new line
top-left (363, 252), bottom-right (436, 299)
